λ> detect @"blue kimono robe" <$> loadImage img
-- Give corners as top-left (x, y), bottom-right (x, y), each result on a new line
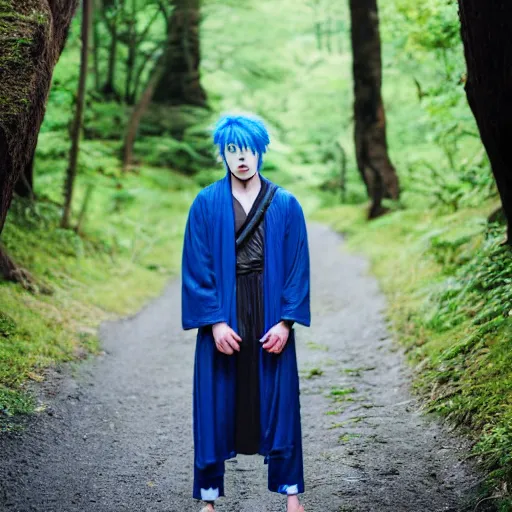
top-left (181, 172), bottom-right (310, 494)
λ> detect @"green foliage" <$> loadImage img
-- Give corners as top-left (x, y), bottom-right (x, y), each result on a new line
top-left (305, 367), bottom-right (324, 379)
top-left (36, 131), bottom-right (71, 159)
top-left (1, 167), bottom-right (197, 426)
top-left (84, 101), bottom-right (130, 140)
top-left (391, 0), bottom-right (460, 52)
top-left (0, 311), bottom-right (17, 337)
top-left (133, 135), bottom-right (215, 174)
top-left (378, 0), bottom-right (494, 216)
top-left (404, 149), bottom-right (495, 212)
top-left (418, 222), bottom-right (511, 336)
top-left (329, 386), bottom-right (357, 400)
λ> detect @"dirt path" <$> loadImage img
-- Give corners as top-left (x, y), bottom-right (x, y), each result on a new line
top-left (1, 223), bottom-right (485, 512)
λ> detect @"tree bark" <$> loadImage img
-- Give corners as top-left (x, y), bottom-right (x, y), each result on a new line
top-left (457, 1), bottom-right (512, 244)
top-left (124, 7), bottom-right (161, 104)
top-left (103, 21), bottom-right (118, 97)
top-left (349, 0), bottom-right (400, 219)
top-left (101, 0), bottom-right (122, 99)
top-left (14, 151), bottom-right (35, 200)
top-left (0, 0), bottom-right (79, 283)
top-left (131, 44), bottom-right (161, 103)
top-left (62, 0), bottom-right (93, 228)
top-left (123, 0), bottom-right (137, 104)
top-left (92, 0), bottom-right (101, 91)
top-left (152, 0), bottom-right (207, 107)
top-left (122, 53), bottom-right (166, 171)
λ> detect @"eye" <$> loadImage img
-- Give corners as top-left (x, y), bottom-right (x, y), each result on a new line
top-left (227, 143), bottom-right (237, 153)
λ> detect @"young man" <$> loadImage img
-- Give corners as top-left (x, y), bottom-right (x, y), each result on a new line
top-left (181, 114), bottom-right (310, 512)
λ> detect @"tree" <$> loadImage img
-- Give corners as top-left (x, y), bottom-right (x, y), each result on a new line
top-left (14, 152), bottom-right (35, 201)
top-left (457, 2), bottom-right (512, 244)
top-left (101, 0), bottom-right (124, 99)
top-left (122, 51), bottom-right (167, 170)
top-left (152, 0), bottom-right (207, 107)
top-left (120, 1), bottom-right (161, 104)
top-left (0, 0), bottom-right (79, 284)
top-left (62, 0), bottom-right (93, 228)
top-left (349, 0), bottom-right (400, 219)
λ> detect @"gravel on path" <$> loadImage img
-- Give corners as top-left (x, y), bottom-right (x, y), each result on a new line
top-left (0, 223), bottom-right (486, 512)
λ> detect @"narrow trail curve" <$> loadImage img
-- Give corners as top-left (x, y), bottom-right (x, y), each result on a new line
top-left (0, 223), bottom-right (485, 512)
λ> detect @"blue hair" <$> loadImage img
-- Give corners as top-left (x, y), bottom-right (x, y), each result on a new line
top-left (213, 114), bottom-right (270, 171)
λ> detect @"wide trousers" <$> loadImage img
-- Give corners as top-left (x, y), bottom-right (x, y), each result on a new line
top-left (193, 444), bottom-right (304, 500)
top-left (192, 271), bottom-right (304, 500)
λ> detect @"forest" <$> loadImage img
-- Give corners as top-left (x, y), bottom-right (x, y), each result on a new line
top-left (0, 0), bottom-right (511, 510)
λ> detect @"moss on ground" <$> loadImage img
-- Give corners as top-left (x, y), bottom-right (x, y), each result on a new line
top-left (0, 164), bottom-right (198, 432)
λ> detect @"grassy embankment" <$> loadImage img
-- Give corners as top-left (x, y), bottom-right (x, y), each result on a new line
top-left (313, 199), bottom-right (511, 510)
top-left (0, 160), bottom-right (199, 430)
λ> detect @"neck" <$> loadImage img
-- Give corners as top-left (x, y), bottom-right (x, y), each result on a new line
top-left (230, 171), bottom-right (261, 195)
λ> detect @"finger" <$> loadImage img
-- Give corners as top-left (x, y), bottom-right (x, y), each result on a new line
top-left (263, 334), bottom-right (279, 350)
top-left (275, 339), bottom-right (287, 354)
top-left (225, 334), bottom-right (240, 352)
top-left (269, 337), bottom-right (284, 353)
top-left (273, 336), bottom-right (287, 353)
top-left (262, 334), bottom-right (275, 349)
top-left (218, 339), bottom-right (233, 355)
top-left (231, 330), bottom-right (242, 343)
top-left (259, 331), bottom-right (269, 343)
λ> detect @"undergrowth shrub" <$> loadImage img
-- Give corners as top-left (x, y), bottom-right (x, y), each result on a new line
top-left (411, 221), bottom-right (512, 504)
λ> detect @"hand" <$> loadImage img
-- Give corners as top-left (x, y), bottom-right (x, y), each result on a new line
top-left (260, 321), bottom-right (291, 354)
top-left (212, 322), bottom-right (242, 355)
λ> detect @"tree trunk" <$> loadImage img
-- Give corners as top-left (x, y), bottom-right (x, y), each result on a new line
top-left (457, 1), bottom-right (512, 244)
top-left (14, 150), bottom-right (35, 200)
top-left (123, 0), bottom-right (136, 104)
top-left (125, 7), bottom-right (160, 104)
top-left (103, 21), bottom-right (119, 97)
top-left (124, 31), bottom-right (137, 104)
top-left (349, 0), bottom-right (400, 219)
top-left (62, 0), bottom-right (93, 228)
top-left (101, 0), bottom-right (122, 99)
top-left (152, 0), bottom-right (207, 107)
top-left (92, 0), bottom-right (101, 91)
top-left (0, 0), bottom-right (79, 284)
top-left (131, 45), bottom-right (160, 103)
top-left (122, 53), bottom-right (166, 171)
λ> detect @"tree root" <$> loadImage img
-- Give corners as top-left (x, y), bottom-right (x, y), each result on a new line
top-left (0, 243), bottom-right (52, 294)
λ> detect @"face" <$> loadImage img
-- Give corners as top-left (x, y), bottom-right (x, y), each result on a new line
top-left (224, 143), bottom-right (259, 181)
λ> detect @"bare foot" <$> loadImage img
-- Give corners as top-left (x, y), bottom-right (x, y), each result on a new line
top-left (287, 495), bottom-right (304, 512)
top-left (200, 504), bottom-right (215, 512)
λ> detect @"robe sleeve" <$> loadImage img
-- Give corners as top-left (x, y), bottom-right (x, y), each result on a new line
top-left (181, 194), bottom-right (227, 330)
top-left (280, 195), bottom-right (311, 327)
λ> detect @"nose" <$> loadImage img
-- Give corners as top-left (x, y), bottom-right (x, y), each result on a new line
top-left (239, 156), bottom-right (245, 161)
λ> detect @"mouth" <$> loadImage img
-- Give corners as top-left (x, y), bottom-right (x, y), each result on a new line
top-left (237, 165), bottom-right (249, 171)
